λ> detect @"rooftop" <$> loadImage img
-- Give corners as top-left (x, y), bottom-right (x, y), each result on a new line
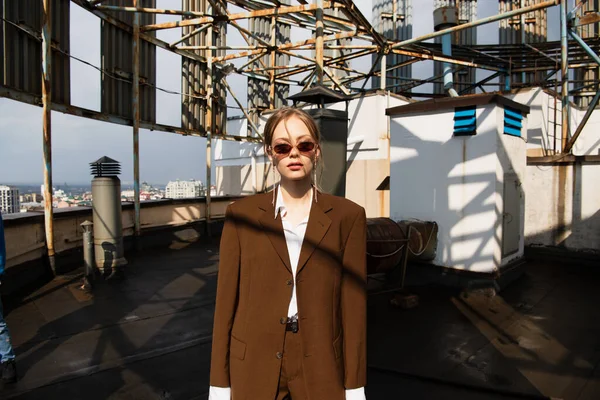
top-left (1, 235), bottom-right (599, 399)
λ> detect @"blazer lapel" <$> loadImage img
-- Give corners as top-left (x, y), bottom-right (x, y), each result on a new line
top-left (258, 193), bottom-right (292, 275)
top-left (296, 193), bottom-right (333, 275)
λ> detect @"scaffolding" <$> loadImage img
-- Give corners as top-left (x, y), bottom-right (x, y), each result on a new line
top-left (1, 0), bottom-right (599, 270)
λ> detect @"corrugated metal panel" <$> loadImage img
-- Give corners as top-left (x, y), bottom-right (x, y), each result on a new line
top-left (499, 0), bottom-right (548, 85)
top-left (372, 0), bottom-right (412, 92)
top-left (181, 0), bottom-right (226, 134)
top-left (181, 0), bottom-right (207, 133)
top-left (0, 0), bottom-right (70, 104)
top-left (248, 6), bottom-right (290, 111)
top-left (574, 0), bottom-right (599, 108)
top-left (101, 0), bottom-right (156, 123)
top-left (324, 8), bottom-right (350, 79)
top-left (433, 0), bottom-right (477, 95)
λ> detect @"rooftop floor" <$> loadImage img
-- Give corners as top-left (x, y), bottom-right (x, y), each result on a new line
top-left (1, 235), bottom-right (599, 399)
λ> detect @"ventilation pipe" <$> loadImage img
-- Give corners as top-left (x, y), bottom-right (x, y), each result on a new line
top-left (434, 6), bottom-right (459, 97)
top-left (90, 157), bottom-right (127, 277)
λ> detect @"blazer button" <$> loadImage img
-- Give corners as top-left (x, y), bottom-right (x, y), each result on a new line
top-left (276, 352), bottom-right (283, 359)
top-left (286, 279), bottom-right (293, 286)
top-left (280, 317), bottom-right (287, 324)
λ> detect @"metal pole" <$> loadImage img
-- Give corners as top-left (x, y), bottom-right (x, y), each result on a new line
top-left (133, 0), bottom-right (141, 237)
top-left (560, 0), bottom-right (569, 152)
top-left (563, 89), bottom-right (600, 153)
top-left (316, 0), bottom-right (324, 84)
top-left (81, 221), bottom-right (95, 290)
top-left (380, 53), bottom-right (386, 90)
top-left (206, 15), bottom-right (213, 236)
top-left (270, 15), bottom-right (276, 108)
top-left (520, 0), bottom-right (527, 83)
top-left (42, 0), bottom-right (55, 274)
top-left (391, 0), bottom-right (559, 50)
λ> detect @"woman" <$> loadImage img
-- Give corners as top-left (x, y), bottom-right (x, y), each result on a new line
top-left (209, 107), bottom-right (367, 400)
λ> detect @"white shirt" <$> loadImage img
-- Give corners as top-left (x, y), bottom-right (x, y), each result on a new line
top-left (209, 188), bottom-right (366, 400)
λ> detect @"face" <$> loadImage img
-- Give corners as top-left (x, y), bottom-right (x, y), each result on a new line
top-left (268, 116), bottom-right (319, 183)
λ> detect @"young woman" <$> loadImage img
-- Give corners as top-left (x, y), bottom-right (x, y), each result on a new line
top-left (209, 107), bottom-right (367, 400)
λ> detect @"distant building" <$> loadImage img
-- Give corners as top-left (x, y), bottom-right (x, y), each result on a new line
top-left (0, 185), bottom-right (20, 214)
top-left (165, 179), bottom-right (204, 199)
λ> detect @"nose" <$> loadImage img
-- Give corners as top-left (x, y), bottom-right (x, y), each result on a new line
top-left (288, 144), bottom-right (300, 158)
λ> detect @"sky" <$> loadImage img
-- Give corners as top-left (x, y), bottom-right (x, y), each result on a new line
top-left (0, 0), bottom-right (564, 187)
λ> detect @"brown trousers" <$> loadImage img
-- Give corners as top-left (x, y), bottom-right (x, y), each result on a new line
top-left (275, 330), bottom-right (307, 400)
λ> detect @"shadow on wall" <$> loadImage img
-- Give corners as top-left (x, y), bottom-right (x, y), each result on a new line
top-left (389, 105), bottom-right (524, 272)
top-left (525, 160), bottom-right (600, 254)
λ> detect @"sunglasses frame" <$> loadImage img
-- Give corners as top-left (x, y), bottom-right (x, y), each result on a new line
top-left (270, 140), bottom-right (317, 157)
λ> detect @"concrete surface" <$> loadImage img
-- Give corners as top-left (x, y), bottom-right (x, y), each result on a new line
top-left (1, 238), bottom-right (599, 399)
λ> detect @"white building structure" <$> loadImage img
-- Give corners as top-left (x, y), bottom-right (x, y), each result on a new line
top-left (165, 180), bottom-right (204, 199)
top-left (0, 185), bottom-right (20, 214)
top-left (387, 94), bottom-right (529, 276)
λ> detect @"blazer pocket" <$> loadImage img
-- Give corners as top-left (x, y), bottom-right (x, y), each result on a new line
top-left (333, 334), bottom-right (343, 360)
top-left (230, 335), bottom-right (247, 361)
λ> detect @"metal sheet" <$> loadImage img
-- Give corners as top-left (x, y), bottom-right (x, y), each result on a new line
top-left (248, 4), bottom-right (290, 111)
top-left (181, 0), bottom-right (225, 134)
top-left (0, 0), bottom-right (70, 104)
top-left (101, 0), bottom-right (156, 122)
top-left (372, 0), bottom-right (412, 92)
top-left (499, 0), bottom-right (548, 86)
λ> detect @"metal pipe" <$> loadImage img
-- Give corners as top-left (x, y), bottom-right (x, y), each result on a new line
top-left (391, 48), bottom-right (505, 72)
top-left (42, 0), bottom-right (55, 274)
top-left (316, 0), bottom-right (325, 84)
top-left (222, 80), bottom-right (263, 138)
top-left (170, 24), bottom-right (211, 47)
top-left (441, 33), bottom-right (458, 97)
top-left (96, 5), bottom-right (206, 17)
top-left (391, 0), bottom-right (559, 50)
top-left (133, 0), bottom-right (141, 237)
top-left (561, 0), bottom-right (569, 152)
top-left (380, 53), bottom-right (386, 90)
top-left (564, 89), bottom-right (600, 153)
top-left (178, 45), bottom-right (265, 50)
top-left (141, 2), bottom-right (340, 31)
top-left (206, 14), bottom-right (213, 236)
top-left (81, 221), bottom-right (95, 290)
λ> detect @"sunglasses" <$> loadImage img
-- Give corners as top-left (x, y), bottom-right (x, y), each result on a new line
top-left (271, 141), bottom-right (317, 156)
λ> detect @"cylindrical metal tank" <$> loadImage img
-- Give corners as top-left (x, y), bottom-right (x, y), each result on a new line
top-left (366, 218), bottom-right (407, 275)
top-left (366, 218), bottom-right (439, 276)
top-left (92, 177), bottom-right (127, 273)
top-left (396, 219), bottom-right (438, 262)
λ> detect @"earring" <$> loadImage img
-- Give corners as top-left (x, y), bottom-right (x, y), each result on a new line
top-left (313, 159), bottom-right (318, 203)
top-left (272, 162), bottom-right (279, 206)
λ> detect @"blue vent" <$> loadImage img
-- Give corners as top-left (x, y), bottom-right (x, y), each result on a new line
top-left (454, 106), bottom-right (476, 136)
top-left (504, 106), bottom-right (523, 137)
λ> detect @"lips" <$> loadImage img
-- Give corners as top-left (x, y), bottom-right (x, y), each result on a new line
top-left (287, 163), bottom-right (303, 170)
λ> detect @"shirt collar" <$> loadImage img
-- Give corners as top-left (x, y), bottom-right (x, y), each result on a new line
top-left (275, 185), bottom-right (286, 219)
top-left (274, 186), bottom-right (313, 220)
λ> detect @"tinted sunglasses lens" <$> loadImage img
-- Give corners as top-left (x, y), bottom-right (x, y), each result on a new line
top-left (297, 142), bottom-right (315, 153)
top-left (273, 144), bottom-right (292, 154)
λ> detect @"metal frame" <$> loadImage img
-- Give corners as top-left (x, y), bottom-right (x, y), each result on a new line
top-left (1, 0), bottom-right (599, 271)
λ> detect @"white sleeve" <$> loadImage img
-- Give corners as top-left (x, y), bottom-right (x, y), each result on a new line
top-left (345, 387), bottom-right (366, 400)
top-left (209, 386), bottom-right (231, 400)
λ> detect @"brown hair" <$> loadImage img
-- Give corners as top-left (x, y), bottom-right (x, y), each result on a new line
top-left (263, 107), bottom-right (321, 149)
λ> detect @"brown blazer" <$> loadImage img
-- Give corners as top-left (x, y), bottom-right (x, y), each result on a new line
top-left (210, 190), bottom-right (367, 400)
